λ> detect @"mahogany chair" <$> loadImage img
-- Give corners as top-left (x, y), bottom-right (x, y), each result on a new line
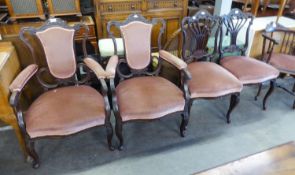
top-left (181, 10), bottom-right (243, 124)
top-left (219, 9), bottom-right (279, 110)
top-left (106, 14), bottom-right (191, 150)
top-left (261, 22), bottom-right (295, 109)
top-left (10, 18), bottom-right (113, 168)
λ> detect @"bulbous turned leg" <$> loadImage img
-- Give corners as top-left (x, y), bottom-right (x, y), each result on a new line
top-left (25, 139), bottom-right (40, 169)
top-left (115, 117), bottom-right (124, 151)
top-left (255, 84), bottom-right (262, 101)
top-left (105, 123), bottom-right (114, 151)
top-left (263, 80), bottom-right (276, 110)
top-left (226, 93), bottom-right (240, 124)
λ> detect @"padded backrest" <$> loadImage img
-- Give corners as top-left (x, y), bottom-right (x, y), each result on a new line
top-left (36, 27), bottom-right (76, 79)
top-left (120, 21), bottom-right (153, 70)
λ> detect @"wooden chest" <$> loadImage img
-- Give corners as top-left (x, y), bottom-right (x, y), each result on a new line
top-left (94, 0), bottom-right (188, 47)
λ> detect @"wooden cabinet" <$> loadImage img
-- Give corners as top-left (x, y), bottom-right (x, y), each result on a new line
top-left (94, 0), bottom-right (188, 48)
top-left (0, 42), bottom-right (26, 157)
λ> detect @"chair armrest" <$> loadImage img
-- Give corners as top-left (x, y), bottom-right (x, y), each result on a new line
top-left (159, 50), bottom-right (191, 80)
top-left (105, 55), bottom-right (119, 79)
top-left (159, 50), bottom-right (187, 70)
top-left (84, 57), bottom-right (106, 79)
top-left (9, 64), bottom-right (38, 92)
top-left (262, 33), bottom-right (279, 45)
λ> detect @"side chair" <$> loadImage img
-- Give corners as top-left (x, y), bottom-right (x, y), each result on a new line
top-left (9, 18), bottom-right (113, 168)
top-left (219, 9), bottom-right (279, 110)
top-left (179, 10), bottom-right (243, 124)
top-left (106, 14), bottom-right (192, 150)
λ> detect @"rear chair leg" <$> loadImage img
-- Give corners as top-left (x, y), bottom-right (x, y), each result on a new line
top-left (226, 93), bottom-right (240, 124)
top-left (255, 84), bottom-right (262, 100)
top-left (263, 80), bottom-right (276, 110)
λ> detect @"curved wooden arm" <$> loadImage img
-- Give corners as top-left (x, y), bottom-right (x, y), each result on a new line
top-left (159, 50), bottom-right (192, 80)
top-left (83, 57), bottom-right (107, 79)
top-left (159, 50), bottom-right (187, 70)
top-left (9, 64), bottom-right (38, 93)
top-left (106, 55), bottom-right (119, 79)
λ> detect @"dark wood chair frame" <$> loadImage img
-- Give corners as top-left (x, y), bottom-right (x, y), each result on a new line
top-left (218, 8), bottom-right (276, 110)
top-left (181, 10), bottom-right (240, 124)
top-left (11, 18), bottom-right (113, 168)
top-left (261, 22), bottom-right (295, 109)
top-left (107, 14), bottom-right (191, 150)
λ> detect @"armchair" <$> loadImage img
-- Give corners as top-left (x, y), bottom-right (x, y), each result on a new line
top-left (10, 18), bottom-right (113, 168)
top-left (179, 10), bottom-right (243, 124)
top-left (107, 14), bottom-right (191, 150)
top-left (219, 9), bottom-right (279, 110)
top-left (262, 22), bottom-right (295, 109)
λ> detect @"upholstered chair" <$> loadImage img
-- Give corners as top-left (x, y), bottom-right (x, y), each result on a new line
top-left (180, 10), bottom-right (243, 124)
top-left (219, 9), bottom-right (279, 110)
top-left (261, 22), bottom-right (295, 109)
top-left (106, 14), bottom-right (191, 150)
top-left (10, 18), bottom-right (113, 168)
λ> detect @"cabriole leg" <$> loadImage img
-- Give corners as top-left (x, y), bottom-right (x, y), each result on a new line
top-left (25, 138), bottom-right (40, 169)
top-left (105, 122), bottom-right (114, 151)
top-left (115, 117), bottom-right (124, 151)
top-left (255, 83), bottom-right (262, 100)
top-left (226, 93), bottom-right (240, 124)
top-left (263, 80), bottom-right (276, 110)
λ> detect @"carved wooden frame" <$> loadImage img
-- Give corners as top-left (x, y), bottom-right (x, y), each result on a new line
top-left (107, 14), bottom-right (191, 150)
top-left (181, 9), bottom-right (240, 124)
top-left (11, 18), bottom-right (113, 168)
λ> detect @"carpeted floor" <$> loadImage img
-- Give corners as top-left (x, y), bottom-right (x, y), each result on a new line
top-left (0, 81), bottom-right (295, 175)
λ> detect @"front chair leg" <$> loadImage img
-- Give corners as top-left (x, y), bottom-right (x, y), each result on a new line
top-left (180, 100), bottom-right (191, 137)
top-left (115, 117), bottom-right (124, 150)
top-left (263, 80), bottom-right (276, 110)
top-left (25, 139), bottom-right (40, 169)
top-left (292, 82), bottom-right (295, 92)
top-left (226, 93), bottom-right (240, 124)
top-left (105, 123), bottom-right (114, 151)
top-left (255, 83), bottom-right (262, 101)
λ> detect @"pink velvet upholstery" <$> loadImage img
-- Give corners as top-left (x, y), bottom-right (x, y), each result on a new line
top-left (188, 62), bottom-right (243, 98)
top-left (221, 56), bottom-right (279, 84)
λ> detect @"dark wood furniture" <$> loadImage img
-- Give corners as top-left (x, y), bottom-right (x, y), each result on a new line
top-left (219, 8), bottom-right (279, 110)
top-left (4, 0), bottom-right (45, 21)
top-left (261, 22), bottom-right (295, 109)
top-left (47, 0), bottom-right (82, 17)
top-left (94, 0), bottom-right (188, 48)
top-left (194, 141), bottom-right (295, 175)
top-left (107, 14), bottom-right (191, 150)
top-left (10, 18), bottom-right (113, 168)
top-left (181, 10), bottom-right (242, 124)
top-left (0, 16), bottom-right (98, 67)
top-left (0, 42), bottom-right (27, 157)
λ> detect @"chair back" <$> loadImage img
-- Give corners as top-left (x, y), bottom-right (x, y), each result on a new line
top-left (107, 14), bottom-right (165, 79)
top-left (19, 18), bottom-right (89, 89)
top-left (220, 8), bottom-right (254, 58)
top-left (181, 9), bottom-right (220, 63)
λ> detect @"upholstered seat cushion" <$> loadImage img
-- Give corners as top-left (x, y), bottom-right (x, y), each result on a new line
top-left (25, 85), bottom-right (106, 138)
top-left (116, 76), bottom-right (185, 121)
top-left (188, 62), bottom-right (243, 98)
top-left (269, 53), bottom-right (295, 74)
top-left (221, 56), bottom-right (279, 84)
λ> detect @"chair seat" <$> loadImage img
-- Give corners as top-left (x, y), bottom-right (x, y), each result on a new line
top-left (116, 76), bottom-right (185, 121)
top-left (188, 62), bottom-right (243, 98)
top-left (269, 53), bottom-right (295, 75)
top-left (25, 85), bottom-right (106, 138)
top-left (221, 56), bottom-right (279, 84)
